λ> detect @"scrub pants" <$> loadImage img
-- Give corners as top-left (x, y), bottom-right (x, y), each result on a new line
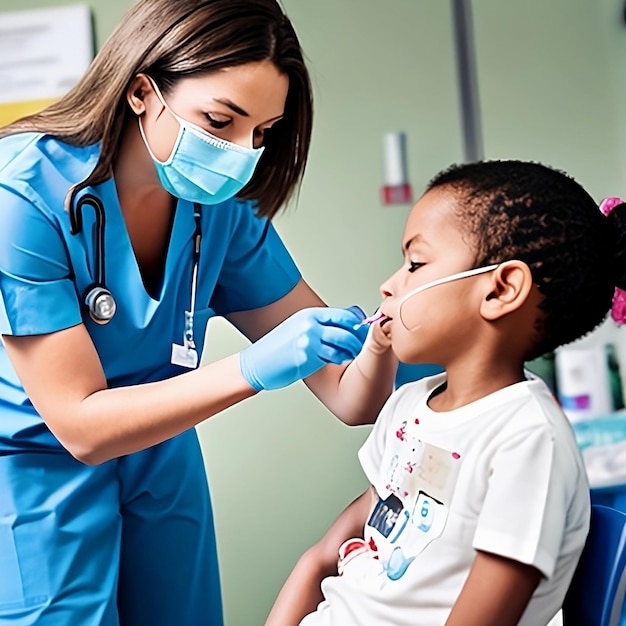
top-left (0, 429), bottom-right (222, 625)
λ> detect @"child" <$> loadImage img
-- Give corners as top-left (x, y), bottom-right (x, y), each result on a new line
top-left (266, 160), bottom-right (626, 626)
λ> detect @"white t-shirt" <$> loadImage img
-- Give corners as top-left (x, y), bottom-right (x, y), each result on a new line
top-left (301, 373), bottom-right (590, 626)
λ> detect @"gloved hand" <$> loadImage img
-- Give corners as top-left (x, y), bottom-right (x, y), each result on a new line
top-left (239, 305), bottom-right (367, 391)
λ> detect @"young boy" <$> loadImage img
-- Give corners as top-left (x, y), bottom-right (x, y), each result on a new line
top-left (266, 160), bottom-right (626, 625)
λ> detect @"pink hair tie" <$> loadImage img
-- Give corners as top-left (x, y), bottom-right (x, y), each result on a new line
top-left (599, 196), bottom-right (626, 324)
top-left (600, 196), bottom-right (626, 217)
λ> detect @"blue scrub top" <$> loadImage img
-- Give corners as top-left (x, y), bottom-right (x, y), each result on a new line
top-left (0, 133), bottom-right (301, 452)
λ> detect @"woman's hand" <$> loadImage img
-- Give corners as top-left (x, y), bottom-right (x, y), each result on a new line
top-left (239, 306), bottom-right (367, 391)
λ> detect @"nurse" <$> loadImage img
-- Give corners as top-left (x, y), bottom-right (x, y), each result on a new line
top-left (0, 1), bottom-right (396, 625)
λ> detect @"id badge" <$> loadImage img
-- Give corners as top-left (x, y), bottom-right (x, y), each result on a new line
top-left (171, 309), bottom-right (199, 369)
top-left (171, 343), bottom-right (198, 369)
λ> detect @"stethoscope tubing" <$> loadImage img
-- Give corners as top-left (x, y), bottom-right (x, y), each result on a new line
top-left (68, 192), bottom-right (202, 338)
top-left (69, 192), bottom-right (116, 324)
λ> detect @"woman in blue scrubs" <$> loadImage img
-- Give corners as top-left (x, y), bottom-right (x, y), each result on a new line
top-left (0, 1), bottom-right (397, 624)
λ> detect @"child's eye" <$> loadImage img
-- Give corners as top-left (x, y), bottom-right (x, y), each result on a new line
top-left (408, 261), bottom-right (425, 273)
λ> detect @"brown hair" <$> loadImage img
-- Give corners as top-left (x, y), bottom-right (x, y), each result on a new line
top-left (0, 0), bottom-right (313, 218)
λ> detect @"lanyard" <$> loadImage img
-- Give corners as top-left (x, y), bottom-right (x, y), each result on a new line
top-left (184, 205), bottom-right (202, 351)
top-left (172, 204), bottom-right (202, 369)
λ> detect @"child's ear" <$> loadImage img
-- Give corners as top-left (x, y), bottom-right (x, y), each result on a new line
top-left (480, 260), bottom-right (533, 320)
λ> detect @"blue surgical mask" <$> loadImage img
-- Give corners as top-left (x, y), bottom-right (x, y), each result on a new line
top-left (138, 78), bottom-right (265, 205)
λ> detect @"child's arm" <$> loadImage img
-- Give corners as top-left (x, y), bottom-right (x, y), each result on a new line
top-left (265, 486), bottom-right (376, 626)
top-left (304, 319), bottom-right (397, 427)
top-left (445, 550), bottom-right (542, 626)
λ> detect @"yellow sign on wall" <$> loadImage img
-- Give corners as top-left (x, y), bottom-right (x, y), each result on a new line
top-left (0, 4), bottom-right (93, 127)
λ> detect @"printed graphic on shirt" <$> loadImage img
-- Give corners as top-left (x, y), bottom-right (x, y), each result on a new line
top-left (366, 490), bottom-right (448, 581)
top-left (337, 537), bottom-right (382, 580)
top-left (368, 493), bottom-right (403, 538)
top-left (364, 430), bottom-right (462, 581)
top-left (386, 434), bottom-right (461, 507)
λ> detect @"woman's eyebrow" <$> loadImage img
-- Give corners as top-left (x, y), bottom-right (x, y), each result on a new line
top-left (213, 98), bottom-right (249, 117)
top-left (211, 99), bottom-right (284, 125)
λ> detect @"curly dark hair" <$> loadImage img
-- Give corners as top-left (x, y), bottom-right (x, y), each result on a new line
top-left (426, 160), bottom-right (626, 357)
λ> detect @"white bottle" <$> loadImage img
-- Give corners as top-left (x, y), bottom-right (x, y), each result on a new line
top-left (555, 346), bottom-right (613, 422)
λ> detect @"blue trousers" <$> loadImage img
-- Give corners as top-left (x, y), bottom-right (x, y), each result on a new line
top-left (0, 429), bottom-right (222, 625)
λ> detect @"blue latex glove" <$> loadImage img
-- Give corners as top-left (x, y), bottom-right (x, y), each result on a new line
top-left (239, 305), bottom-right (367, 391)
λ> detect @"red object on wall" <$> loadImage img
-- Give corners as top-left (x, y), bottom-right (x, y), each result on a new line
top-left (382, 183), bottom-right (413, 205)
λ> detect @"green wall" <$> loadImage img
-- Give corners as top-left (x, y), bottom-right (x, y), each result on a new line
top-left (2, 1), bottom-right (626, 624)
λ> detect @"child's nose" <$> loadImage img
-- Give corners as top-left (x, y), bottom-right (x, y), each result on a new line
top-left (379, 280), bottom-right (393, 299)
top-left (380, 266), bottom-right (404, 298)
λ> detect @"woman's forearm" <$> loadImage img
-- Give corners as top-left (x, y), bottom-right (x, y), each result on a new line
top-left (56, 353), bottom-right (255, 464)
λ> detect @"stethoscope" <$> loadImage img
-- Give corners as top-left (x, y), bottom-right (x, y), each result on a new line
top-left (69, 193), bottom-right (117, 325)
top-left (69, 193), bottom-right (203, 354)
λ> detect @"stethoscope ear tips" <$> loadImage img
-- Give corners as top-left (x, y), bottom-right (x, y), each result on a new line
top-left (84, 286), bottom-right (117, 325)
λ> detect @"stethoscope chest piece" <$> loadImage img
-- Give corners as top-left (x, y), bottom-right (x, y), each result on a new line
top-left (84, 285), bottom-right (117, 324)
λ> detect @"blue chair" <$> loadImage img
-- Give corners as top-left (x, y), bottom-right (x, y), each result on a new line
top-left (592, 485), bottom-right (626, 515)
top-left (394, 362), bottom-right (444, 389)
top-left (562, 504), bottom-right (626, 626)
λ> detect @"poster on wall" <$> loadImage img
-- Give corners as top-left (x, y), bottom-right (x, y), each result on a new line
top-left (0, 4), bottom-right (93, 127)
